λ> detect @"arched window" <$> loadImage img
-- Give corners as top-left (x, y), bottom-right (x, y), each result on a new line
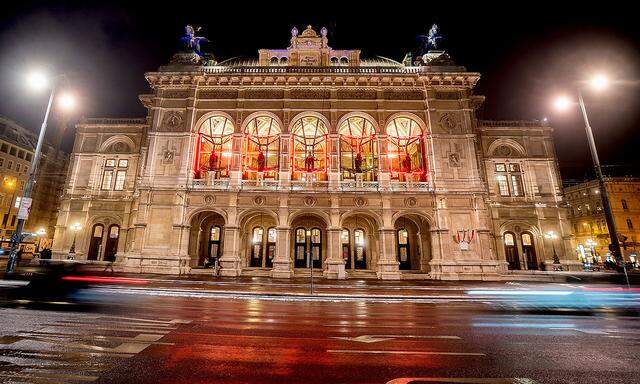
top-left (341, 229), bottom-right (351, 269)
top-left (87, 224), bottom-right (104, 261)
top-left (243, 115), bottom-right (281, 179)
top-left (386, 117), bottom-right (426, 182)
top-left (397, 228), bottom-right (411, 269)
top-left (340, 57), bottom-right (349, 65)
top-left (208, 225), bottom-right (222, 263)
top-left (195, 115), bottom-right (234, 179)
top-left (330, 57), bottom-right (339, 66)
top-left (339, 116), bottom-right (378, 181)
top-left (266, 227), bottom-right (276, 268)
top-left (294, 227), bottom-right (307, 267)
top-left (354, 228), bottom-right (367, 269)
top-left (270, 57), bottom-right (279, 65)
top-left (291, 115), bottom-right (329, 181)
top-left (503, 232), bottom-right (520, 270)
top-left (310, 228), bottom-right (322, 268)
top-left (521, 232), bottom-right (538, 270)
top-left (250, 227), bottom-right (264, 267)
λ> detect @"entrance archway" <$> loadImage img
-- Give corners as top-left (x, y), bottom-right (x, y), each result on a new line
top-left (189, 211), bottom-right (226, 267)
top-left (393, 214), bottom-right (431, 272)
top-left (87, 224), bottom-right (104, 261)
top-left (340, 213), bottom-right (380, 270)
top-left (104, 225), bottom-right (120, 262)
top-left (290, 214), bottom-right (327, 269)
top-left (239, 211), bottom-right (278, 269)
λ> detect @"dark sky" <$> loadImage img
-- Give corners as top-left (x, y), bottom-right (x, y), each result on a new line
top-left (1, 1), bottom-right (638, 180)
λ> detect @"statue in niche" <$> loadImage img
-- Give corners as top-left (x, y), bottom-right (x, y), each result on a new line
top-left (256, 151), bottom-right (266, 172)
top-left (354, 152), bottom-right (363, 173)
top-left (305, 153), bottom-right (315, 172)
top-left (402, 154), bottom-right (412, 172)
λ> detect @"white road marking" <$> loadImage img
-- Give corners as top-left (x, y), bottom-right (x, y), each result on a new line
top-left (327, 349), bottom-right (485, 356)
top-left (332, 334), bottom-right (461, 343)
top-left (386, 378), bottom-right (539, 384)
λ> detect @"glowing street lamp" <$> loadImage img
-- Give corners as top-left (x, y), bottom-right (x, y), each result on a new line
top-left (551, 72), bottom-right (623, 273)
top-left (68, 222), bottom-right (82, 255)
top-left (5, 72), bottom-right (76, 273)
top-left (544, 231), bottom-right (559, 264)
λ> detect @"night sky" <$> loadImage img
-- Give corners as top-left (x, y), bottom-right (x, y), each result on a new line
top-left (1, 1), bottom-right (638, 181)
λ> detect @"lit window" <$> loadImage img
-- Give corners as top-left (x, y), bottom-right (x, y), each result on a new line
top-left (114, 170), bottom-right (126, 190)
top-left (211, 226), bottom-right (221, 241)
top-left (398, 228), bottom-right (409, 245)
top-left (196, 115), bottom-right (234, 179)
top-left (105, 159), bottom-right (116, 167)
top-left (339, 116), bottom-right (378, 180)
top-left (341, 229), bottom-right (350, 243)
top-left (291, 115), bottom-right (329, 180)
top-left (504, 233), bottom-right (515, 246)
top-left (496, 174), bottom-right (509, 196)
top-left (386, 116), bottom-right (426, 181)
top-left (267, 227), bottom-right (277, 243)
top-left (101, 170), bottom-right (113, 190)
top-left (118, 159), bottom-right (129, 168)
top-left (243, 115), bottom-right (281, 178)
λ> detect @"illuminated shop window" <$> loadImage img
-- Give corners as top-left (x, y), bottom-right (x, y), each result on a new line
top-left (243, 115), bottom-right (281, 179)
top-left (291, 115), bottom-right (328, 181)
top-left (196, 115), bottom-right (234, 179)
top-left (386, 117), bottom-right (426, 182)
top-left (339, 116), bottom-right (378, 181)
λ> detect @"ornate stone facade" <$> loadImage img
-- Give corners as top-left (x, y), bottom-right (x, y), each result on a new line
top-left (52, 26), bottom-right (579, 279)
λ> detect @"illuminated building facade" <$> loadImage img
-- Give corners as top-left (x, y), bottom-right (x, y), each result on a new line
top-left (52, 26), bottom-right (581, 279)
top-left (565, 178), bottom-right (640, 265)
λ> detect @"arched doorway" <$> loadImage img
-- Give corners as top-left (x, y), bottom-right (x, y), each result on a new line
top-left (385, 116), bottom-right (428, 182)
top-left (393, 214), bottom-right (431, 272)
top-left (290, 214), bottom-right (326, 269)
top-left (341, 213), bottom-right (380, 270)
top-left (87, 224), bottom-right (104, 261)
top-left (194, 114), bottom-right (234, 180)
top-left (290, 115), bottom-right (329, 181)
top-left (521, 232), bottom-right (538, 270)
top-left (189, 211), bottom-right (226, 267)
top-left (242, 115), bottom-right (281, 180)
top-left (103, 224), bottom-right (120, 262)
top-left (240, 212), bottom-right (278, 269)
top-left (338, 115), bottom-right (378, 181)
top-left (503, 232), bottom-right (520, 270)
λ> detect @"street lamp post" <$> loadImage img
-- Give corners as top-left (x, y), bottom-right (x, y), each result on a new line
top-left (576, 90), bottom-right (623, 265)
top-left (5, 73), bottom-right (74, 273)
top-left (544, 231), bottom-right (560, 265)
top-left (1, 176), bottom-right (17, 239)
top-left (68, 222), bottom-right (81, 256)
top-left (553, 75), bottom-right (624, 264)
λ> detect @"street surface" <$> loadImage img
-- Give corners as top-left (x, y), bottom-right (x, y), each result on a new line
top-left (0, 279), bottom-right (638, 384)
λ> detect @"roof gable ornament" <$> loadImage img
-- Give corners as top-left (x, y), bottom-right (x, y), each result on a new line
top-left (260, 25), bottom-right (359, 66)
top-left (413, 24), bottom-right (455, 67)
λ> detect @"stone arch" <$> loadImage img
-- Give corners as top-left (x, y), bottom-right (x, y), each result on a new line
top-left (237, 208), bottom-right (279, 229)
top-left (487, 138), bottom-right (526, 158)
top-left (498, 220), bottom-right (540, 237)
top-left (84, 214), bottom-right (123, 262)
top-left (392, 211), bottom-right (433, 272)
top-left (384, 112), bottom-right (430, 136)
top-left (288, 111), bottom-right (332, 134)
top-left (336, 112), bottom-right (380, 134)
top-left (391, 210), bottom-right (436, 229)
top-left (192, 111), bottom-right (237, 133)
top-left (185, 207), bottom-right (228, 226)
top-left (240, 111), bottom-right (285, 134)
top-left (99, 135), bottom-right (136, 153)
top-left (188, 209), bottom-right (227, 267)
top-left (287, 209), bottom-right (330, 227)
top-left (339, 209), bottom-right (383, 228)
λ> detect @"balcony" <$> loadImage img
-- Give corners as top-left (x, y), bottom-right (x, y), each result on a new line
top-left (189, 179), bottom-right (433, 193)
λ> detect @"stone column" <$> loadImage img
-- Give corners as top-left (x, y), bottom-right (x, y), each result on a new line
top-left (271, 226), bottom-right (293, 278)
top-left (377, 135), bottom-right (390, 191)
top-left (376, 228), bottom-right (401, 279)
top-left (324, 228), bottom-right (346, 279)
top-left (229, 133), bottom-right (243, 190)
top-left (279, 134), bottom-right (291, 188)
top-left (328, 134), bottom-right (341, 191)
top-left (219, 226), bottom-right (241, 276)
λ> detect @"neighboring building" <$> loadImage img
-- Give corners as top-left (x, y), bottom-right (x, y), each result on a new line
top-left (52, 25), bottom-right (580, 279)
top-left (0, 115), bottom-right (69, 246)
top-left (565, 178), bottom-right (640, 265)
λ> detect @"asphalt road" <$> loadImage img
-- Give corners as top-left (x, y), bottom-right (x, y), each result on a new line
top-left (0, 288), bottom-right (638, 384)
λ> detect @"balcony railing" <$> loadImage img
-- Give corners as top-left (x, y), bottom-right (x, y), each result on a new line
top-left (190, 178), bottom-right (433, 193)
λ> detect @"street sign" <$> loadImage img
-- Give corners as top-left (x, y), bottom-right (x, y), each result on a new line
top-left (17, 197), bottom-right (32, 220)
